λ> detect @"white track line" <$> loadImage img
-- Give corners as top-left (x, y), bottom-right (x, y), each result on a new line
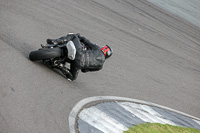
top-left (79, 107), bottom-right (128, 133)
top-left (118, 102), bottom-right (176, 125)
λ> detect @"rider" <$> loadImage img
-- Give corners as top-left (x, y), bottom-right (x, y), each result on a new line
top-left (46, 33), bottom-right (113, 81)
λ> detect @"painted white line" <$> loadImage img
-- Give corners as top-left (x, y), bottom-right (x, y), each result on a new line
top-left (118, 102), bottom-right (176, 125)
top-left (118, 103), bottom-right (155, 123)
top-left (79, 107), bottom-right (128, 133)
top-left (141, 104), bottom-right (176, 125)
top-left (193, 119), bottom-right (200, 125)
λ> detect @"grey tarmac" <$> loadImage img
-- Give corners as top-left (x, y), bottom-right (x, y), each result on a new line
top-left (0, 0), bottom-right (200, 133)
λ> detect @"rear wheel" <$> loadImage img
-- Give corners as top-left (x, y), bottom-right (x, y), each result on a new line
top-left (29, 47), bottom-right (62, 61)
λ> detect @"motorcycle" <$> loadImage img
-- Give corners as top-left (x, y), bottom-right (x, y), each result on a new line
top-left (29, 40), bottom-right (86, 76)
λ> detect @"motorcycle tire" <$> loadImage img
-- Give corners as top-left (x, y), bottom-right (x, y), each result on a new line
top-left (29, 47), bottom-right (62, 61)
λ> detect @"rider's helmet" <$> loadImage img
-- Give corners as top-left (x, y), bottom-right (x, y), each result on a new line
top-left (101, 45), bottom-right (113, 59)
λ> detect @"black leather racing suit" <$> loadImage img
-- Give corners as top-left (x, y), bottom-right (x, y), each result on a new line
top-left (68, 34), bottom-right (105, 80)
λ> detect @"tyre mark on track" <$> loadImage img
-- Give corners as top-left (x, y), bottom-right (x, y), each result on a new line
top-left (0, 34), bottom-right (34, 58)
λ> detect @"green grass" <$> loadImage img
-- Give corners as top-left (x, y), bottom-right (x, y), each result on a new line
top-left (124, 123), bottom-right (200, 133)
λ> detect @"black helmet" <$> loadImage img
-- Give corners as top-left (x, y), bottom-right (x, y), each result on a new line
top-left (101, 45), bottom-right (113, 59)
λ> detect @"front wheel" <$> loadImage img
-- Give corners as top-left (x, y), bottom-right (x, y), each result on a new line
top-left (29, 47), bottom-right (62, 61)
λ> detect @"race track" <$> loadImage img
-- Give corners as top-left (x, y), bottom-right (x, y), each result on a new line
top-left (0, 0), bottom-right (200, 132)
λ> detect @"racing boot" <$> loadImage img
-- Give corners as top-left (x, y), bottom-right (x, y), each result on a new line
top-left (46, 39), bottom-right (57, 44)
top-left (60, 67), bottom-right (74, 81)
top-left (47, 34), bottom-right (76, 45)
top-left (46, 38), bottom-right (65, 45)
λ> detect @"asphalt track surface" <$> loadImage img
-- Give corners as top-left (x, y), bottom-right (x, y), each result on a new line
top-left (0, 0), bottom-right (200, 133)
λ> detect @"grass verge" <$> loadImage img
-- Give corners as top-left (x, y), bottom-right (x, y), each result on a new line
top-left (124, 122), bottom-right (200, 133)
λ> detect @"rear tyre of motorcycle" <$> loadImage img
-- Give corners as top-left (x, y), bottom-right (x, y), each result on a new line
top-left (29, 47), bottom-right (62, 61)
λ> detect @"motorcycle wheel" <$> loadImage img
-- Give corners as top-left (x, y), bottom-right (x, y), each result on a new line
top-left (29, 47), bottom-right (62, 61)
